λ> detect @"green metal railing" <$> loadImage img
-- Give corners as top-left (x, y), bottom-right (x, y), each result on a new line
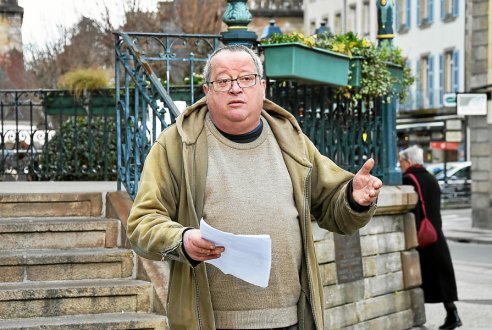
top-left (114, 32), bottom-right (221, 198)
top-left (0, 89), bottom-right (117, 181)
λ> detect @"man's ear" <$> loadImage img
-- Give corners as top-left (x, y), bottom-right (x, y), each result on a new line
top-left (203, 83), bottom-right (209, 96)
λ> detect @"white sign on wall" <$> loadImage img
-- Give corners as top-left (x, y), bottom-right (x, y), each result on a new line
top-left (457, 93), bottom-right (487, 115)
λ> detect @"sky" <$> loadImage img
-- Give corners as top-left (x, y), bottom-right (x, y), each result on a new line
top-left (18, 0), bottom-right (159, 51)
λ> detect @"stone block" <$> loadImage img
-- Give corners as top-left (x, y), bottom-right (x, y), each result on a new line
top-left (360, 232), bottom-right (405, 256)
top-left (319, 262), bottom-right (337, 286)
top-left (363, 252), bottom-right (401, 277)
top-left (470, 128), bottom-right (490, 143)
top-left (375, 186), bottom-right (417, 215)
top-left (0, 193), bottom-right (102, 218)
top-left (401, 250), bottom-right (422, 289)
top-left (471, 142), bottom-right (492, 156)
top-left (403, 212), bottom-right (418, 249)
top-left (356, 291), bottom-right (410, 321)
top-left (410, 288), bottom-right (426, 326)
top-left (472, 181), bottom-right (491, 193)
top-left (359, 215), bottom-right (404, 236)
top-left (0, 279), bottom-right (151, 319)
top-left (323, 280), bottom-right (364, 308)
top-left (364, 271), bottom-right (403, 298)
top-left (314, 239), bottom-right (335, 264)
top-left (344, 309), bottom-right (414, 330)
top-left (472, 170), bottom-right (490, 181)
top-left (324, 302), bottom-right (359, 329)
top-left (311, 221), bottom-right (333, 242)
top-left (0, 266), bottom-right (23, 282)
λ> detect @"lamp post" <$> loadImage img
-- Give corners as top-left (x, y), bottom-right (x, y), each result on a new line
top-left (221, 0), bottom-right (258, 48)
top-left (376, 0), bottom-right (395, 47)
top-left (376, 0), bottom-right (401, 184)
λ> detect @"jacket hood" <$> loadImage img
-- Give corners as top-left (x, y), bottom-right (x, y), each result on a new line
top-left (176, 97), bottom-right (311, 166)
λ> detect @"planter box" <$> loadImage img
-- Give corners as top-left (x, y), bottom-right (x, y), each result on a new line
top-left (387, 63), bottom-right (404, 93)
top-left (43, 94), bottom-right (86, 116)
top-left (261, 43), bottom-right (359, 87)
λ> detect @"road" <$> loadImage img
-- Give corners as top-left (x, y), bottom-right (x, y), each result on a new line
top-left (420, 208), bottom-right (492, 330)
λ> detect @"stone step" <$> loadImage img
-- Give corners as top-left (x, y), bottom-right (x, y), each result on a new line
top-left (0, 312), bottom-right (168, 329)
top-left (0, 193), bottom-right (103, 218)
top-left (0, 217), bottom-right (119, 250)
top-left (0, 248), bottom-right (133, 283)
top-left (0, 279), bottom-right (152, 319)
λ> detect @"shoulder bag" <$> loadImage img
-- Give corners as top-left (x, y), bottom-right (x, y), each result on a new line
top-left (406, 173), bottom-right (438, 248)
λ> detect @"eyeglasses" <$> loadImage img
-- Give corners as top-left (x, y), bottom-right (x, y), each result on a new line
top-left (207, 74), bottom-right (258, 92)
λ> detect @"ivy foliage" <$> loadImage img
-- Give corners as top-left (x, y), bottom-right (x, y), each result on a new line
top-left (261, 31), bottom-right (415, 103)
top-left (39, 116), bottom-right (117, 181)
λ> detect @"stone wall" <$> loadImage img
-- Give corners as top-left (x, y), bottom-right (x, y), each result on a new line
top-left (313, 185), bottom-right (425, 329)
top-left (465, 0), bottom-right (492, 229)
top-left (108, 184), bottom-right (424, 330)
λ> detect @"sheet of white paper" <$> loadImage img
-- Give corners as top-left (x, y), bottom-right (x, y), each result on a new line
top-left (200, 219), bottom-right (272, 288)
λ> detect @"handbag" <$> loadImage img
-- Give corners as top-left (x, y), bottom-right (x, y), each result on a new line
top-left (406, 173), bottom-right (438, 248)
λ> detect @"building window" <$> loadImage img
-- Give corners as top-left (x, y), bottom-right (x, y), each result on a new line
top-left (441, 0), bottom-right (459, 21)
top-left (334, 11), bottom-right (342, 34)
top-left (439, 49), bottom-right (460, 104)
top-left (362, 1), bottom-right (370, 36)
top-left (396, 0), bottom-right (411, 32)
top-left (417, 54), bottom-right (435, 108)
top-left (417, 0), bottom-right (434, 27)
top-left (348, 4), bottom-right (357, 33)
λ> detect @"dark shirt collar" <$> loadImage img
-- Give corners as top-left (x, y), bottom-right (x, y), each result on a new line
top-left (216, 120), bottom-right (263, 143)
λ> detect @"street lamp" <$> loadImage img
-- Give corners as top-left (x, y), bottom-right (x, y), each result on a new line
top-left (221, 0), bottom-right (258, 48)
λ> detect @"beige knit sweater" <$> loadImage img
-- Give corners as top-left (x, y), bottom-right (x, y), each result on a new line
top-left (203, 114), bottom-right (302, 329)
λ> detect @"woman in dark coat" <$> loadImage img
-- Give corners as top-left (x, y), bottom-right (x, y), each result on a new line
top-left (399, 145), bottom-right (462, 330)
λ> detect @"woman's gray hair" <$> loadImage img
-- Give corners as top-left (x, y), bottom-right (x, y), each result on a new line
top-left (202, 45), bottom-right (264, 83)
top-left (399, 145), bottom-right (424, 165)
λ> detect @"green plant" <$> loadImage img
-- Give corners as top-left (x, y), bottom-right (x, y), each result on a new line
top-left (40, 116), bottom-right (117, 181)
top-left (184, 73), bottom-right (204, 85)
top-left (261, 32), bottom-right (415, 103)
top-left (58, 68), bottom-right (110, 98)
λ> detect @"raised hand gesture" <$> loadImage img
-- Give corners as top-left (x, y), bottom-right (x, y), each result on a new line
top-left (352, 158), bottom-right (383, 206)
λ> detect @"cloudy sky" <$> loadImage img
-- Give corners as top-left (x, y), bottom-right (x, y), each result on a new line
top-left (18, 0), bottom-right (158, 50)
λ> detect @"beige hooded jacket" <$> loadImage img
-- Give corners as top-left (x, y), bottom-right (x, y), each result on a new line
top-left (127, 98), bottom-right (376, 330)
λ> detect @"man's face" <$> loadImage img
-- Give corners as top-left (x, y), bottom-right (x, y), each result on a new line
top-left (203, 50), bottom-right (266, 135)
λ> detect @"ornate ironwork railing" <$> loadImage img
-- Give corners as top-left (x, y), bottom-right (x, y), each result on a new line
top-left (267, 82), bottom-right (385, 178)
top-left (114, 32), bottom-right (221, 198)
top-left (0, 89), bottom-right (117, 181)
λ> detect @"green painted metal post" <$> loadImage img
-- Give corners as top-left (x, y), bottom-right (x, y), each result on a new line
top-left (221, 0), bottom-right (258, 47)
top-left (376, 0), bottom-right (401, 184)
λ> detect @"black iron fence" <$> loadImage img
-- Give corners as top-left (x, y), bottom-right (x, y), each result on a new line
top-left (0, 89), bottom-right (117, 181)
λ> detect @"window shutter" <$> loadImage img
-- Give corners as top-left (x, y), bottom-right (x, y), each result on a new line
top-left (407, 0), bottom-right (412, 28)
top-left (416, 59), bottom-right (422, 108)
top-left (417, 0), bottom-right (422, 26)
top-left (428, 0), bottom-right (434, 23)
top-left (428, 55), bottom-right (434, 107)
top-left (439, 53), bottom-right (444, 106)
top-left (452, 0), bottom-right (459, 17)
top-left (440, 0), bottom-right (445, 20)
top-left (453, 50), bottom-right (459, 92)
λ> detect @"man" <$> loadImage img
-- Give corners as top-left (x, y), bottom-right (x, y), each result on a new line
top-left (127, 45), bottom-right (382, 330)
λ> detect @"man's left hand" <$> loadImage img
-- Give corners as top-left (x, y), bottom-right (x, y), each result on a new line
top-left (352, 158), bottom-right (383, 206)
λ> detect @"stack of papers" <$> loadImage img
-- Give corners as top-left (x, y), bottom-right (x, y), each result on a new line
top-left (200, 219), bottom-right (272, 288)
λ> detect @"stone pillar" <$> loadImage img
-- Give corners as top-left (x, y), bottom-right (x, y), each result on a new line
top-left (466, 0), bottom-right (492, 229)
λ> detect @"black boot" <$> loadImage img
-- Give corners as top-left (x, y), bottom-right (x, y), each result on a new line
top-left (439, 309), bottom-right (462, 330)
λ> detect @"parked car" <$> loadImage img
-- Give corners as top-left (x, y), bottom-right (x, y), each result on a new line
top-left (435, 161), bottom-right (472, 208)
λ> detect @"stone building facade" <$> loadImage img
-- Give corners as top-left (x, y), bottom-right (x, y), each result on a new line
top-left (465, 0), bottom-right (492, 229)
top-left (0, 0), bottom-right (24, 88)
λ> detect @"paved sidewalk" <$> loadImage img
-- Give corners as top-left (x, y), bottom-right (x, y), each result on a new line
top-left (441, 208), bottom-right (492, 245)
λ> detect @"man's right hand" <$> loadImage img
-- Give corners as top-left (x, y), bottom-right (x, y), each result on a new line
top-left (183, 229), bottom-right (225, 262)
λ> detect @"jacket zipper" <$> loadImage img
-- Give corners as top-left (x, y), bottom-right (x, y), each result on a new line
top-left (303, 166), bottom-right (319, 330)
top-left (192, 267), bottom-right (203, 329)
